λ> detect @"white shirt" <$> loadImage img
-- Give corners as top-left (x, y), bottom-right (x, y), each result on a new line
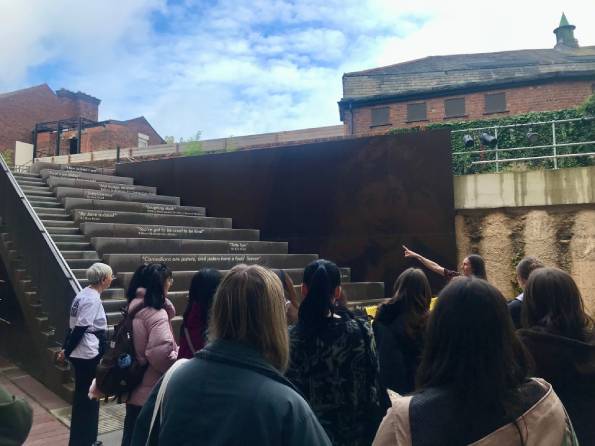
top-left (68, 287), bottom-right (107, 359)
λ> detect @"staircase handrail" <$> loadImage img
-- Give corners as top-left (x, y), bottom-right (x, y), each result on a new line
top-left (0, 154), bottom-right (81, 339)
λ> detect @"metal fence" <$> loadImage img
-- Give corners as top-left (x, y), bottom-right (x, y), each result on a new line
top-left (452, 117), bottom-right (595, 173)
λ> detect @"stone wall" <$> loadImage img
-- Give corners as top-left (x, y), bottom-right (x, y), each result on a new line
top-left (455, 204), bottom-right (595, 314)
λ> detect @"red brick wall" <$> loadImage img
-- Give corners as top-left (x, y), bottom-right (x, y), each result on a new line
top-left (57, 96), bottom-right (98, 121)
top-left (34, 124), bottom-right (140, 157)
top-left (122, 117), bottom-right (165, 145)
top-left (0, 84), bottom-right (99, 161)
top-left (344, 79), bottom-right (595, 135)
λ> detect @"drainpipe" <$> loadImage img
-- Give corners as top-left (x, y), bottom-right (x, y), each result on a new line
top-left (349, 102), bottom-right (354, 135)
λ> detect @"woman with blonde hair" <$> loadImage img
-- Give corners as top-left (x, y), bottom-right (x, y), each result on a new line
top-left (131, 264), bottom-right (330, 446)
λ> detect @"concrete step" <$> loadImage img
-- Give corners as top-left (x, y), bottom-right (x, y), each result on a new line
top-left (34, 207), bottom-right (69, 215)
top-left (25, 194), bottom-right (59, 203)
top-left (32, 161), bottom-right (114, 175)
top-left (92, 237), bottom-right (288, 255)
top-left (37, 213), bottom-right (71, 221)
top-left (80, 222), bottom-right (260, 241)
top-left (338, 282), bottom-right (386, 302)
top-left (103, 253), bottom-right (319, 273)
top-left (12, 172), bottom-right (42, 179)
top-left (55, 242), bottom-right (93, 251)
top-left (21, 188), bottom-right (54, 197)
top-left (61, 250), bottom-right (100, 259)
top-left (41, 220), bottom-right (77, 228)
top-left (40, 168), bottom-right (134, 185)
top-left (55, 187), bottom-right (180, 206)
top-left (50, 234), bottom-right (88, 243)
top-left (16, 179), bottom-right (47, 188)
top-left (30, 201), bottom-right (63, 208)
top-left (47, 227), bottom-right (81, 235)
top-left (65, 198), bottom-right (206, 218)
top-left (20, 184), bottom-right (51, 191)
top-left (47, 177), bottom-right (157, 194)
top-left (72, 269), bottom-right (87, 279)
top-left (67, 258), bottom-right (103, 269)
top-left (109, 267), bottom-right (352, 292)
top-left (72, 209), bottom-right (229, 228)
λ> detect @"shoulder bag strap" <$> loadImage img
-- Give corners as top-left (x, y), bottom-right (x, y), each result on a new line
top-left (145, 358), bottom-right (189, 446)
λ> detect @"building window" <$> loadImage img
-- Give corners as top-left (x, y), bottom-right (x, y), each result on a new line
top-left (407, 102), bottom-right (427, 122)
top-left (138, 133), bottom-right (149, 148)
top-left (444, 97), bottom-right (466, 118)
top-left (371, 107), bottom-right (390, 127)
top-left (484, 92), bottom-right (507, 114)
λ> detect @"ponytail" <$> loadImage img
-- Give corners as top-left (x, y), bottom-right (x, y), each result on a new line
top-left (298, 259), bottom-right (341, 335)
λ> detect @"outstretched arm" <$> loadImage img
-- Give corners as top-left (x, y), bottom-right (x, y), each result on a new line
top-left (402, 245), bottom-right (447, 277)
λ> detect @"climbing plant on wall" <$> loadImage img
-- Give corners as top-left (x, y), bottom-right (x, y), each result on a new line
top-left (389, 94), bottom-right (595, 175)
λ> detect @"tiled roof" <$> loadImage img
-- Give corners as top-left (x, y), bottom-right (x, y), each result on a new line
top-left (341, 46), bottom-right (595, 104)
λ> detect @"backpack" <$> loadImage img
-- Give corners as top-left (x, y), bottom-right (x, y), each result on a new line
top-left (95, 304), bottom-right (147, 402)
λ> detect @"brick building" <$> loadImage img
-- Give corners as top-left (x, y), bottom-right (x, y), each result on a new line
top-left (0, 84), bottom-right (164, 164)
top-left (339, 14), bottom-right (595, 135)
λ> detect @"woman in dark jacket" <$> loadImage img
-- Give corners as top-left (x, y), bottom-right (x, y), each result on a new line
top-left (286, 259), bottom-right (385, 446)
top-left (131, 264), bottom-right (330, 446)
top-left (518, 267), bottom-right (595, 445)
top-left (178, 268), bottom-right (222, 359)
top-left (373, 268), bottom-right (431, 394)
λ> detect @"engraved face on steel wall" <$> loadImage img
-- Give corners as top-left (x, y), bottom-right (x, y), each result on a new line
top-left (117, 131), bottom-right (456, 293)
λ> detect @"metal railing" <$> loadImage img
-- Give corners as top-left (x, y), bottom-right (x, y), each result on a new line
top-left (452, 117), bottom-right (595, 173)
top-left (0, 154), bottom-right (81, 340)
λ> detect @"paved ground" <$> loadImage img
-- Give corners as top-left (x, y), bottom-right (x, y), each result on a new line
top-left (0, 355), bottom-right (123, 446)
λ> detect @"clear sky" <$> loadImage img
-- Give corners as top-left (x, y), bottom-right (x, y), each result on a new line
top-left (0, 0), bottom-right (594, 140)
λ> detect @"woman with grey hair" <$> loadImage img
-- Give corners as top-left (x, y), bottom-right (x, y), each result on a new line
top-left (58, 262), bottom-right (112, 446)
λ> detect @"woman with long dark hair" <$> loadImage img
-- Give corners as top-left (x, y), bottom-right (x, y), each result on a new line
top-left (286, 259), bottom-right (385, 446)
top-left (373, 268), bottom-right (431, 394)
top-left (178, 268), bottom-right (222, 359)
top-left (403, 245), bottom-right (487, 281)
top-left (121, 263), bottom-right (178, 446)
top-left (373, 277), bottom-right (576, 445)
top-left (519, 267), bottom-right (595, 444)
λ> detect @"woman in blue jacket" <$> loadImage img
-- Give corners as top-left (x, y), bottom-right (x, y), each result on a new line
top-left (131, 264), bottom-right (330, 446)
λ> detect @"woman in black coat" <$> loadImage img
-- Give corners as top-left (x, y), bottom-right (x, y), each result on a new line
top-left (373, 268), bottom-right (431, 394)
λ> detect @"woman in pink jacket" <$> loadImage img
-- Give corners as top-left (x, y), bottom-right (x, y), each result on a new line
top-left (121, 263), bottom-right (178, 446)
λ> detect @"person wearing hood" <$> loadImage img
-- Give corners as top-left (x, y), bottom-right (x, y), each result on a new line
top-left (518, 267), bottom-right (595, 445)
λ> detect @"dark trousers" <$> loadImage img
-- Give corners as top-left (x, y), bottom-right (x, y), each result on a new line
top-left (121, 404), bottom-right (142, 446)
top-left (69, 356), bottom-right (100, 446)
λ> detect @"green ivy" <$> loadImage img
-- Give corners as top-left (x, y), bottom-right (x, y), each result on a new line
top-left (388, 95), bottom-right (595, 175)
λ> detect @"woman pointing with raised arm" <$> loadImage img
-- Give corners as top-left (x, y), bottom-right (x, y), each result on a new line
top-left (402, 245), bottom-right (487, 281)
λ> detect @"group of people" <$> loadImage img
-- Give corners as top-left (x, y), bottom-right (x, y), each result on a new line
top-left (56, 245), bottom-right (594, 446)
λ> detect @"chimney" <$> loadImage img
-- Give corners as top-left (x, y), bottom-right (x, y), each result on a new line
top-left (554, 13), bottom-right (579, 49)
